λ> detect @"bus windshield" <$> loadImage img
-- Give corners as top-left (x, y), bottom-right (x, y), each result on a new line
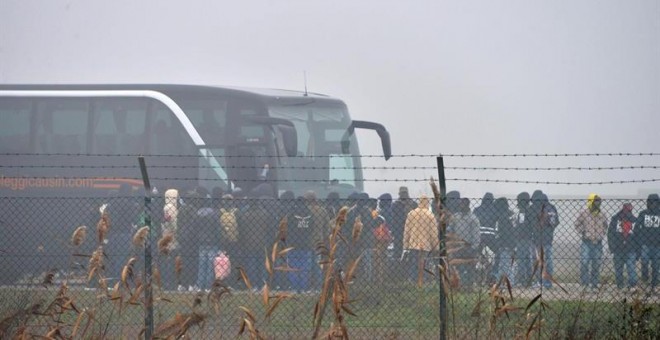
top-left (268, 102), bottom-right (362, 195)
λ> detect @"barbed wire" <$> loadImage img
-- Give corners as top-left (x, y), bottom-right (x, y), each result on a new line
top-left (2, 164), bottom-right (659, 171)
top-left (447, 178), bottom-right (660, 185)
top-left (2, 152), bottom-right (659, 158)
top-left (2, 176), bottom-right (660, 185)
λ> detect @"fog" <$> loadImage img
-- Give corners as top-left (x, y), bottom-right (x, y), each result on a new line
top-left (1, 0), bottom-right (658, 198)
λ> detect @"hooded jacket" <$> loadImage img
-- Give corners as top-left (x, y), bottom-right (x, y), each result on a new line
top-left (575, 194), bottom-right (608, 243)
top-left (403, 196), bottom-right (439, 252)
top-left (530, 194), bottom-right (559, 246)
top-left (475, 193), bottom-right (498, 238)
top-left (608, 203), bottom-right (638, 254)
top-left (635, 194), bottom-right (660, 248)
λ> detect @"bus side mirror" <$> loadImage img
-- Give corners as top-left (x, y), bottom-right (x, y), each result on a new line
top-left (246, 116), bottom-right (298, 157)
top-left (341, 120), bottom-right (392, 160)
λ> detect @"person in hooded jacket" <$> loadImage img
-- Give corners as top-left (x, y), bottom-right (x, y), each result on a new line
top-left (513, 192), bottom-right (533, 287)
top-left (403, 195), bottom-right (438, 284)
top-left (474, 193), bottom-right (499, 283)
top-left (530, 193), bottom-right (559, 288)
top-left (575, 194), bottom-right (608, 290)
top-left (608, 202), bottom-right (638, 290)
top-left (494, 198), bottom-right (516, 286)
top-left (635, 194), bottom-right (660, 291)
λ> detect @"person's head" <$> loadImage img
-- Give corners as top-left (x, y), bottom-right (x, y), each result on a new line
top-left (303, 190), bottom-right (317, 203)
top-left (418, 195), bottom-right (429, 209)
top-left (446, 191), bottom-right (461, 212)
top-left (588, 193), bottom-right (602, 212)
top-left (367, 198), bottom-right (378, 211)
top-left (647, 194), bottom-right (660, 212)
top-left (459, 197), bottom-right (471, 214)
top-left (481, 192), bottom-right (494, 205)
top-left (357, 192), bottom-right (370, 207)
top-left (279, 190), bottom-right (295, 203)
top-left (378, 193), bottom-right (393, 210)
top-left (398, 186), bottom-right (410, 199)
top-left (531, 190), bottom-right (544, 204)
top-left (516, 192), bottom-right (530, 209)
top-left (494, 197), bottom-right (509, 214)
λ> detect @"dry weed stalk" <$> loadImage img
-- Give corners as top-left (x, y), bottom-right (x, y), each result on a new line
top-left (157, 232), bottom-right (175, 255)
top-left (132, 226), bottom-right (149, 247)
top-left (71, 225), bottom-right (87, 247)
top-left (174, 255), bottom-right (183, 285)
top-left (87, 246), bottom-right (105, 283)
top-left (312, 205), bottom-right (359, 340)
top-left (154, 312), bottom-right (207, 339)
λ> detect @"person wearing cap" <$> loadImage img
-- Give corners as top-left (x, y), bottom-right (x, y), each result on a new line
top-left (575, 194), bottom-right (608, 291)
top-left (635, 194), bottom-right (660, 292)
top-left (608, 202), bottom-right (638, 291)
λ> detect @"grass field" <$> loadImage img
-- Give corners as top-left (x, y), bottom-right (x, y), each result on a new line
top-left (1, 281), bottom-right (659, 339)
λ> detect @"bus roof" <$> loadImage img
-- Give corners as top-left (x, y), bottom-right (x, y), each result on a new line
top-left (0, 84), bottom-right (342, 104)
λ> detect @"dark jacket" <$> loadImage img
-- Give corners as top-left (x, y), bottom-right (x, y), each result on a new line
top-left (475, 193), bottom-right (498, 239)
top-left (238, 199), bottom-right (275, 253)
top-left (494, 198), bottom-right (516, 249)
top-left (288, 198), bottom-right (314, 251)
top-left (530, 193), bottom-right (559, 246)
top-left (608, 204), bottom-right (638, 254)
top-left (636, 194), bottom-right (660, 248)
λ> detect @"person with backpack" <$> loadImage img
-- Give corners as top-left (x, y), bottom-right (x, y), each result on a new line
top-left (608, 202), bottom-right (638, 291)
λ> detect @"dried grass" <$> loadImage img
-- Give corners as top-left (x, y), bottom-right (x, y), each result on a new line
top-left (71, 225), bottom-right (87, 247)
top-left (132, 226), bottom-right (149, 248)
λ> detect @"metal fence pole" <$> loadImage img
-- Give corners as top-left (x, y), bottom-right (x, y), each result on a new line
top-left (436, 156), bottom-right (448, 340)
top-left (138, 156), bottom-right (154, 339)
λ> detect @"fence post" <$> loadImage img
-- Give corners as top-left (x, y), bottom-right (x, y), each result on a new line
top-left (436, 156), bottom-right (448, 340)
top-left (138, 157), bottom-right (154, 339)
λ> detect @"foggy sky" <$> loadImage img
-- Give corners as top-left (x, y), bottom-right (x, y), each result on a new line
top-left (1, 0), bottom-right (658, 198)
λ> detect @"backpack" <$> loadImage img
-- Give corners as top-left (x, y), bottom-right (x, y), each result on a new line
top-left (220, 208), bottom-right (239, 243)
top-left (214, 251), bottom-right (232, 280)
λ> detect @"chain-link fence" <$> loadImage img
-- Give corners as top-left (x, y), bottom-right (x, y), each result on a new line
top-left (1, 190), bottom-right (659, 338)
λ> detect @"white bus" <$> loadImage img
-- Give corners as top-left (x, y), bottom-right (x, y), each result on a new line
top-left (0, 84), bottom-right (391, 198)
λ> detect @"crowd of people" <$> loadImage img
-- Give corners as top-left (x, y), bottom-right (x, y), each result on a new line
top-left (109, 185), bottom-right (660, 295)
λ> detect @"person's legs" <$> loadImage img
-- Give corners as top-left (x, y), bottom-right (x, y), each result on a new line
top-left (515, 240), bottom-right (531, 287)
top-left (498, 248), bottom-right (515, 286)
top-left (641, 245), bottom-right (650, 284)
top-left (542, 244), bottom-right (554, 288)
top-left (625, 251), bottom-right (638, 288)
top-left (613, 253), bottom-right (625, 289)
top-left (580, 242), bottom-right (590, 287)
top-left (650, 247), bottom-right (660, 289)
top-left (590, 242), bottom-right (603, 288)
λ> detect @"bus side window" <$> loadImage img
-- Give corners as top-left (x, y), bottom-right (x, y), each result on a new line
top-left (93, 98), bottom-right (148, 155)
top-left (149, 103), bottom-right (194, 156)
top-left (0, 99), bottom-right (31, 153)
top-left (37, 99), bottom-right (88, 154)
